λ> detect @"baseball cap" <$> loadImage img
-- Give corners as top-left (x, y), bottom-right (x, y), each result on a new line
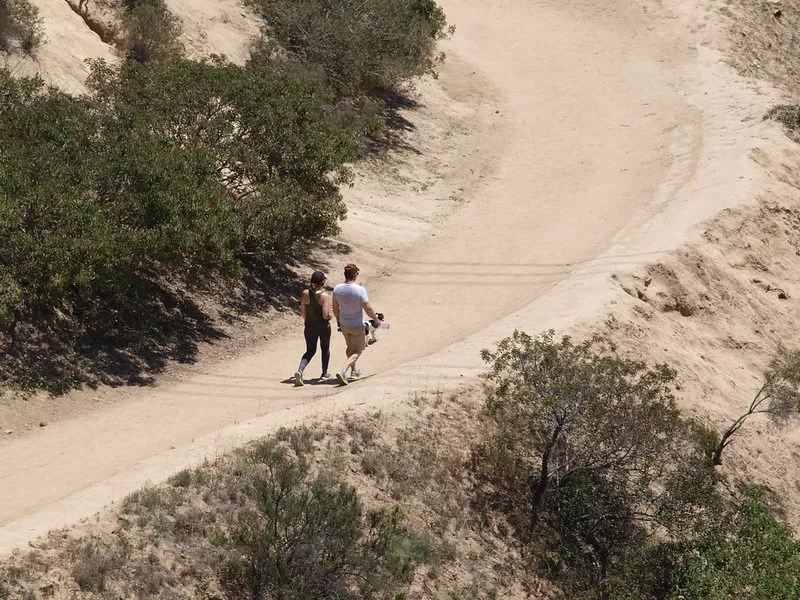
top-left (310, 270), bottom-right (326, 284)
top-left (344, 263), bottom-right (359, 279)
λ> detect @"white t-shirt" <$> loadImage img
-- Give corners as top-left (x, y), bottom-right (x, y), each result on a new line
top-left (333, 282), bottom-right (369, 328)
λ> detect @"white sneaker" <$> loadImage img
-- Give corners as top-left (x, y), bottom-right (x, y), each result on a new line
top-left (336, 370), bottom-right (349, 385)
top-left (294, 371), bottom-right (304, 387)
top-left (349, 370), bottom-right (363, 381)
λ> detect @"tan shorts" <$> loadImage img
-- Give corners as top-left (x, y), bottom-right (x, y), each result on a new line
top-left (340, 324), bottom-right (366, 356)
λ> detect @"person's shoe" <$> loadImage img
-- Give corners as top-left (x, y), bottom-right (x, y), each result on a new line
top-left (348, 370), bottom-right (363, 381)
top-left (319, 372), bottom-right (332, 380)
top-left (294, 371), bottom-right (304, 387)
top-left (336, 370), bottom-right (349, 385)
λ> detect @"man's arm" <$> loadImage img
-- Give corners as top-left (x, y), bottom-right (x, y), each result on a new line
top-left (362, 301), bottom-right (382, 326)
top-left (332, 295), bottom-right (340, 325)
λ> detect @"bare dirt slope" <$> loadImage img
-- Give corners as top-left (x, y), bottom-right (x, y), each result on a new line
top-left (7, 0), bottom-right (116, 92)
top-left (0, 0), bottom-right (787, 555)
top-left (9, 0), bottom-right (260, 93)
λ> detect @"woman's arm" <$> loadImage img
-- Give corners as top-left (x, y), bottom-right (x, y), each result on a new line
top-left (320, 292), bottom-right (332, 321)
top-left (300, 289), bottom-right (310, 321)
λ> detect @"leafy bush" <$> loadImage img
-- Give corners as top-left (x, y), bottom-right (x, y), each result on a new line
top-left (86, 57), bottom-right (365, 259)
top-left (222, 441), bottom-right (425, 599)
top-left (0, 71), bottom-right (237, 335)
top-left (666, 486), bottom-right (800, 600)
top-left (0, 57), bottom-right (369, 391)
top-left (71, 541), bottom-right (124, 592)
top-left (0, 0), bottom-right (43, 55)
top-left (119, 0), bottom-right (183, 62)
top-left (476, 331), bottom-right (717, 596)
top-left (247, 0), bottom-right (453, 96)
top-left (608, 486), bottom-right (800, 600)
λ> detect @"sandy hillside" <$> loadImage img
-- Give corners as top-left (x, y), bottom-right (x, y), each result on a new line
top-left (0, 0), bottom-right (796, 556)
top-left (9, 0), bottom-right (260, 93)
top-left (587, 0), bottom-right (800, 525)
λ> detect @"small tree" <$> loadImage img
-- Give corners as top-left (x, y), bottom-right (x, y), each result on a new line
top-left (480, 331), bottom-right (704, 529)
top-left (713, 346), bottom-right (800, 465)
top-left (479, 331), bottom-right (715, 595)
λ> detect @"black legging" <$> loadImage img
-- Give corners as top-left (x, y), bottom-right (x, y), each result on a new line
top-left (303, 321), bottom-right (331, 374)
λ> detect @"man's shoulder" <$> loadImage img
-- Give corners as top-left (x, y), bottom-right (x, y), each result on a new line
top-left (333, 282), bottom-right (361, 291)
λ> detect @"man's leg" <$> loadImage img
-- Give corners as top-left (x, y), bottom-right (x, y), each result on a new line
top-left (350, 325), bottom-right (367, 377)
top-left (337, 326), bottom-right (363, 384)
top-left (342, 350), bottom-right (360, 373)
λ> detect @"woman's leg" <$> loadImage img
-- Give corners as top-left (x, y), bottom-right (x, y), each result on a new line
top-left (295, 325), bottom-right (320, 385)
top-left (301, 326), bottom-right (320, 366)
top-left (319, 325), bottom-right (331, 376)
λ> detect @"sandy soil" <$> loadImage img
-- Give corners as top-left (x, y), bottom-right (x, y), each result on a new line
top-left (0, 0), bottom-right (793, 556)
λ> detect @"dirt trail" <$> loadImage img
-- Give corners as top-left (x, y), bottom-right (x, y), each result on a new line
top-left (0, 0), bottom-right (778, 554)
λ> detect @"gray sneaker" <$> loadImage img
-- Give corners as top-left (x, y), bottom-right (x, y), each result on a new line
top-left (294, 371), bottom-right (304, 387)
top-left (336, 370), bottom-right (349, 385)
top-left (320, 372), bottom-right (332, 380)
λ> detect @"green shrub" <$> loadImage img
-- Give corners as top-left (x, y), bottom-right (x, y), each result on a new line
top-left (169, 469), bottom-right (192, 488)
top-left (87, 57), bottom-right (364, 259)
top-left (71, 541), bottom-right (124, 592)
top-left (766, 104), bottom-right (800, 143)
top-left (0, 57), bottom-right (369, 391)
top-left (0, 72), bottom-right (238, 333)
top-left (120, 0), bottom-right (183, 62)
top-left (608, 486), bottom-right (800, 600)
top-left (667, 486), bottom-right (800, 600)
top-left (476, 331), bottom-right (718, 595)
top-left (0, 0), bottom-right (44, 55)
top-left (222, 442), bottom-right (426, 599)
top-left (247, 0), bottom-right (452, 96)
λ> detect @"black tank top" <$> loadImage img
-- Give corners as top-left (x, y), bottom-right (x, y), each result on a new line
top-left (306, 289), bottom-right (325, 324)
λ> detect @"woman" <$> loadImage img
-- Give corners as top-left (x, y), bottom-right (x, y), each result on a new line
top-left (294, 270), bottom-right (332, 386)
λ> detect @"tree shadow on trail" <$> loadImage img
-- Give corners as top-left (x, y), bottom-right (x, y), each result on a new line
top-left (0, 257), bottom-right (342, 396)
top-left (365, 89), bottom-right (423, 158)
top-left (0, 88), bottom-right (428, 397)
top-left (221, 260), bottom-right (302, 320)
top-left (0, 283), bottom-right (228, 395)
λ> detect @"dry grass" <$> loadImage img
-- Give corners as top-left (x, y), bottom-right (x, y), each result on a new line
top-left (0, 390), bottom-right (536, 599)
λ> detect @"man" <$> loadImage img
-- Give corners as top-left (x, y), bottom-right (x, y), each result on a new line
top-left (332, 263), bottom-right (383, 385)
top-left (293, 270), bottom-right (332, 386)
